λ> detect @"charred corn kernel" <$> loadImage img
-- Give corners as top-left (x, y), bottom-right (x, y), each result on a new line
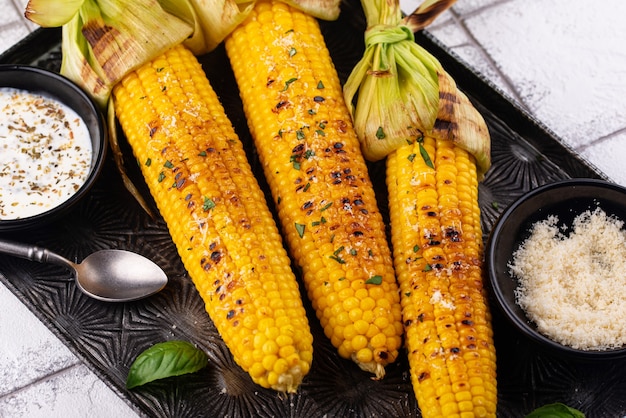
top-left (112, 44), bottom-right (313, 393)
top-left (224, 0), bottom-right (403, 378)
top-left (387, 136), bottom-right (497, 416)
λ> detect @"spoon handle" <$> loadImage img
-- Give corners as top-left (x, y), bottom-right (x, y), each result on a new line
top-left (0, 240), bottom-right (72, 268)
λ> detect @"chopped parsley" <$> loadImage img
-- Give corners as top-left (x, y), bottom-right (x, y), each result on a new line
top-left (375, 126), bottom-right (385, 139)
top-left (365, 275), bottom-right (383, 285)
top-left (418, 137), bottom-right (434, 169)
top-left (282, 77), bottom-right (298, 92)
top-left (320, 202), bottom-right (333, 211)
top-left (295, 223), bottom-right (306, 238)
top-left (203, 197), bottom-right (216, 211)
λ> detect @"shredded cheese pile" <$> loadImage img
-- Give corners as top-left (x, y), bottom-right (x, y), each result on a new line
top-left (509, 207), bottom-right (626, 350)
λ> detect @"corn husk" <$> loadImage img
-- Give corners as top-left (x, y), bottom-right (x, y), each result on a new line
top-left (343, 21), bottom-right (442, 161)
top-left (159, 0), bottom-right (253, 55)
top-left (344, 0), bottom-right (491, 178)
top-left (283, 0), bottom-right (341, 20)
top-left (433, 71), bottom-right (491, 177)
top-left (25, 0), bottom-right (84, 27)
top-left (26, 0), bottom-right (249, 106)
top-left (23, 0), bottom-right (342, 212)
top-left (25, 0), bottom-right (341, 105)
top-left (51, 0), bottom-right (193, 107)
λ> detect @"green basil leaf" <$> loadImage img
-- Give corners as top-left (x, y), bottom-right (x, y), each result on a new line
top-left (525, 403), bottom-right (585, 418)
top-left (126, 340), bottom-right (208, 389)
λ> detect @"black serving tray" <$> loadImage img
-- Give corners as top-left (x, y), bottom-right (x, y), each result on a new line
top-left (1, 2), bottom-right (622, 417)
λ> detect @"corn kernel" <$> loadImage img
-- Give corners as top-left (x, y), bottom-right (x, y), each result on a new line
top-left (370, 333), bottom-right (387, 349)
top-left (279, 345), bottom-right (296, 359)
top-left (355, 348), bottom-right (373, 364)
top-left (338, 342), bottom-right (352, 359)
top-left (360, 297), bottom-right (376, 311)
top-left (351, 335), bottom-right (368, 352)
top-left (276, 334), bottom-right (293, 347)
top-left (262, 354), bottom-right (278, 372)
top-left (342, 296), bottom-right (360, 312)
top-left (335, 311), bottom-right (351, 327)
top-left (348, 307), bottom-right (363, 322)
top-left (267, 371), bottom-right (279, 387)
top-left (354, 288), bottom-right (368, 300)
top-left (265, 326), bottom-right (280, 341)
top-left (262, 340), bottom-right (279, 355)
top-left (457, 400), bottom-right (474, 412)
top-left (273, 358), bottom-right (289, 375)
top-left (343, 324), bottom-right (357, 341)
top-left (249, 362), bottom-right (266, 379)
top-left (353, 319), bottom-right (369, 335)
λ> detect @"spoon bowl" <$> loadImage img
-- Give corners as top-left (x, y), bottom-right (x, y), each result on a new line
top-left (0, 240), bottom-right (167, 302)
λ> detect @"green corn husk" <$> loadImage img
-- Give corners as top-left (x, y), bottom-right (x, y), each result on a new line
top-left (25, 0), bottom-right (342, 106)
top-left (343, 20), bottom-right (442, 161)
top-left (29, 0), bottom-right (194, 107)
top-left (158, 0), bottom-right (253, 55)
top-left (344, 0), bottom-right (491, 177)
top-left (25, 0), bottom-right (84, 27)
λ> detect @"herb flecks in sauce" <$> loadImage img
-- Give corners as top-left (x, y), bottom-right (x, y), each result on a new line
top-left (0, 88), bottom-right (92, 219)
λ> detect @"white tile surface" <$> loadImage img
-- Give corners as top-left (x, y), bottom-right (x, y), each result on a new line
top-left (0, 284), bottom-right (78, 396)
top-left (461, 0), bottom-right (626, 152)
top-left (0, 23), bottom-right (31, 55)
top-left (426, 19), bottom-right (518, 99)
top-left (1, 0), bottom-right (626, 416)
top-left (421, 0), bottom-right (626, 185)
top-left (580, 129), bottom-right (626, 186)
top-left (0, 364), bottom-right (139, 418)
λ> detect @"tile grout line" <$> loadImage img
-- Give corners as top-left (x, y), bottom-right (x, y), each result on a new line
top-left (576, 126), bottom-right (626, 153)
top-left (10, 0), bottom-right (25, 17)
top-left (446, 1), bottom-right (531, 112)
top-left (10, 0), bottom-right (38, 34)
top-left (0, 20), bottom-right (25, 33)
top-left (0, 362), bottom-right (82, 401)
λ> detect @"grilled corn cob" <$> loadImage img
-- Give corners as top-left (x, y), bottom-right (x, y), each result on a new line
top-left (342, 0), bottom-right (497, 414)
top-left (224, 0), bottom-right (403, 377)
top-left (386, 135), bottom-right (497, 417)
top-left (113, 43), bottom-right (313, 392)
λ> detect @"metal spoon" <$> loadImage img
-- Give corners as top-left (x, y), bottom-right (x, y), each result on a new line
top-left (0, 239), bottom-right (168, 302)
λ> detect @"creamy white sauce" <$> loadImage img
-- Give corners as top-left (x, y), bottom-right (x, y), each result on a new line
top-left (0, 87), bottom-right (93, 220)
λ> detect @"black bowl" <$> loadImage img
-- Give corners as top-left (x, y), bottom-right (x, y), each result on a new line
top-left (0, 65), bottom-right (107, 231)
top-left (486, 178), bottom-right (626, 360)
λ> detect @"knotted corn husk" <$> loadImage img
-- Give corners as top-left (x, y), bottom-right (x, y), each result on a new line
top-left (343, 0), bottom-right (491, 178)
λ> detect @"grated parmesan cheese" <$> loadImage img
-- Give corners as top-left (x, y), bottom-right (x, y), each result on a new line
top-left (509, 207), bottom-right (626, 350)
